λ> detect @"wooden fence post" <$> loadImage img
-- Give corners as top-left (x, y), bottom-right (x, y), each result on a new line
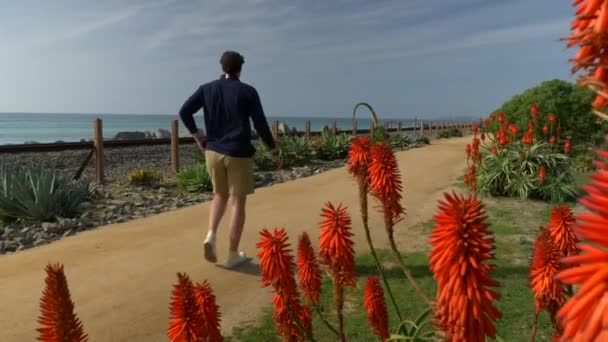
top-left (352, 119), bottom-right (358, 136)
top-left (93, 118), bottom-right (104, 184)
top-left (384, 121), bottom-right (389, 131)
top-left (305, 120), bottom-right (311, 141)
top-left (272, 121), bottom-right (279, 140)
top-left (171, 120), bottom-right (179, 173)
top-left (332, 120), bottom-right (337, 135)
top-left (397, 121), bottom-right (402, 133)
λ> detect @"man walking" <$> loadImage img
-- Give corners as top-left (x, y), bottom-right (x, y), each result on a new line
top-left (179, 50), bottom-right (279, 269)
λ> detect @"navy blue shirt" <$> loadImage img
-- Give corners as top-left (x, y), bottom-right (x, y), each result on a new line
top-left (179, 75), bottom-right (276, 158)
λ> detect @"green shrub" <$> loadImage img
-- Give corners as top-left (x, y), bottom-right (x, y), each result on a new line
top-left (192, 148), bottom-right (205, 163)
top-left (494, 79), bottom-right (607, 148)
top-left (254, 143), bottom-right (276, 171)
top-left (314, 132), bottom-right (351, 160)
top-left (127, 168), bottom-right (162, 186)
top-left (476, 142), bottom-right (578, 203)
top-left (417, 135), bottom-right (431, 145)
top-left (439, 128), bottom-right (463, 139)
top-left (371, 126), bottom-right (389, 143)
top-left (0, 168), bottom-right (92, 223)
top-left (176, 163), bottom-right (212, 193)
top-left (389, 132), bottom-right (410, 149)
top-left (277, 136), bottom-right (313, 167)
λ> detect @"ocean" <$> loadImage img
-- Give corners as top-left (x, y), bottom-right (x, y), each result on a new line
top-left (0, 113), bottom-right (417, 145)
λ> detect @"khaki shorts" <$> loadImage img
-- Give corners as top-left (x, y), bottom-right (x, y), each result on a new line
top-left (205, 150), bottom-right (255, 196)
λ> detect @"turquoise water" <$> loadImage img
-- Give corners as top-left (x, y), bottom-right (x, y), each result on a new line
top-left (0, 113), bottom-right (416, 145)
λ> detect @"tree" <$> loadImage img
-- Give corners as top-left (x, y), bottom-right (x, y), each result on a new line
top-left (494, 79), bottom-right (607, 147)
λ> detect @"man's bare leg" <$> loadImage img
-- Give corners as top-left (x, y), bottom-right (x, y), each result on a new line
top-left (225, 194), bottom-right (248, 268)
top-left (204, 193), bottom-right (228, 263)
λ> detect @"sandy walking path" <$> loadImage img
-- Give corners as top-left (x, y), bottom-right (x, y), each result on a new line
top-left (0, 137), bottom-right (469, 341)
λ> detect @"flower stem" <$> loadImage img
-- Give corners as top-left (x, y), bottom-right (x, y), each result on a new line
top-left (529, 312), bottom-right (538, 342)
top-left (281, 291), bottom-right (317, 342)
top-left (358, 181), bottom-right (403, 321)
top-left (386, 225), bottom-right (433, 307)
top-left (312, 302), bottom-right (340, 337)
top-left (334, 283), bottom-right (347, 342)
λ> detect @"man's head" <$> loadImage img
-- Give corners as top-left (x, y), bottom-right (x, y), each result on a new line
top-left (220, 51), bottom-right (245, 78)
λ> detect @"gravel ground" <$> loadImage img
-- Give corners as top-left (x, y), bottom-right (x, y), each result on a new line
top-left (0, 141), bottom-right (422, 255)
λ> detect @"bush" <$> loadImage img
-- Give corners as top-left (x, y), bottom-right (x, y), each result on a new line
top-left (0, 168), bottom-right (92, 223)
top-left (476, 142), bottom-right (578, 203)
top-left (314, 132), bottom-right (351, 160)
top-left (494, 79), bottom-right (607, 148)
top-left (371, 126), bottom-right (390, 143)
top-left (127, 168), bottom-right (162, 186)
top-left (176, 164), bottom-right (212, 193)
top-left (277, 136), bottom-right (313, 167)
top-left (389, 132), bottom-right (410, 149)
top-left (254, 143), bottom-right (276, 171)
top-left (438, 128), bottom-right (463, 139)
top-left (417, 135), bottom-right (431, 145)
top-left (192, 148), bottom-right (205, 163)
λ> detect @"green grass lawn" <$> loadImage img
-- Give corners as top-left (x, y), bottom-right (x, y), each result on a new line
top-left (228, 197), bottom-right (560, 341)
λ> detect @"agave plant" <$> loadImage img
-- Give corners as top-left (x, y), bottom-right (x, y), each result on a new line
top-left (314, 132), bottom-right (351, 161)
top-left (277, 136), bottom-right (314, 167)
top-left (0, 168), bottom-right (92, 223)
top-left (389, 132), bottom-right (410, 150)
top-left (176, 163), bottom-right (212, 193)
top-left (254, 142), bottom-right (276, 171)
top-left (476, 141), bottom-right (577, 202)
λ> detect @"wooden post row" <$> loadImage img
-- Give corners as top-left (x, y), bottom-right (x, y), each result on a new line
top-left (332, 120), bottom-right (337, 135)
top-left (397, 121), bottom-right (402, 132)
top-left (305, 120), bottom-right (311, 141)
top-left (352, 119), bottom-right (358, 136)
top-left (171, 120), bottom-right (179, 173)
top-left (272, 120), bottom-right (279, 140)
top-left (93, 118), bottom-right (104, 184)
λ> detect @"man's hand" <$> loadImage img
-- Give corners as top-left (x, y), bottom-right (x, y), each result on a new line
top-left (192, 129), bottom-right (207, 152)
top-left (270, 148), bottom-right (282, 169)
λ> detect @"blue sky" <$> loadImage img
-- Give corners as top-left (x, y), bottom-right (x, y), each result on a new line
top-left (0, 0), bottom-right (576, 118)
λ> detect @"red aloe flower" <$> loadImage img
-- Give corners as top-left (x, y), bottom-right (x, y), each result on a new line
top-left (531, 103), bottom-right (539, 119)
top-left (555, 149), bottom-right (608, 341)
top-left (549, 114), bottom-right (556, 124)
top-left (348, 137), bottom-right (372, 181)
top-left (548, 205), bottom-right (578, 257)
top-left (529, 228), bottom-right (566, 321)
top-left (466, 144), bottom-right (472, 159)
top-left (257, 228), bottom-right (310, 340)
top-left (491, 146), bottom-right (498, 155)
top-left (429, 192), bottom-right (502, 342)
top-left (297, 232), bottom-right (322, 305)
top-left (489, 113), bottom-right (496, 121)
top-left (364, 277), bottom-right (390, 341)
top-left (498, 112), bottom-right (505, 124)
top-left (368, 142), bottom-right (405, 229)
top-left (167, 273), bottom-right (205, 342)
top-left (471, 123), bottom-right (479, 135)
top-left (543, 125), bottom-right (549, 135)
top-left (564, 139), bottom-right (571, 154)
top-left (539, 166), bottom-right (546, 184)
top-left (319, 202), bottom-right (356, 287)
top-left (550, 136), bottom-right (557, 145)
top-left (508, 123), bottom-right (519, 136)
top-left (483, 118), bottom-right (490, 127)
top-left (37, 263), bottom-right (88, 342)
top-left (194, 280), bottom-right (223, 342)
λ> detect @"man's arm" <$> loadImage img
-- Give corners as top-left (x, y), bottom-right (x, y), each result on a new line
top-left (179, 86), bottom-right (203, 134)
top-left (249, 88), bottom-right (276, 150)
top-left (179, 86), bottom-right (206, 149)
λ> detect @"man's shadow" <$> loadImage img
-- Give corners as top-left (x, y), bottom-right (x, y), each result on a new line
top-left (215, 258), bottom-right (261, 277)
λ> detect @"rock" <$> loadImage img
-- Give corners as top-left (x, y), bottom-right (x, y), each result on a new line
top-left (80, 202), bottom-right (93, 210)
top-left (113, 131), bottom-right (148, 140)
top-left (57, 218), bottom-right (73, 231)
top-left (155, 128), bottom-right (171, 139)
top-left (109, 199), bottom-right (128, 207)
top-left (41, 222), bottom-right (59, 233)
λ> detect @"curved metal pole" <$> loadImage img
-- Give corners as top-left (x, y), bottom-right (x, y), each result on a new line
top-left (352, 102), bottom-right (379, 127)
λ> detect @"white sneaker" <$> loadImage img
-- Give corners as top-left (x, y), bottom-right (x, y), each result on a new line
top-left (203, 238), bottom-right (217, 263)
top-left (224, 251), bottom-right (248, 269)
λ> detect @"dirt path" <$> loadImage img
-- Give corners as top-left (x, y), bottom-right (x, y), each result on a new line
top-left (0, 137), bottom-right (469, 341)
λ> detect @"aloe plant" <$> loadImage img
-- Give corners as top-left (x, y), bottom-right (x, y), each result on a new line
top-left (0, 168), bottom-right (92, 223)
top-left (314, 132), bottom-right (351, 160)
top-left (277, 136), bottom-right (314, 167)
top-left (389, 132), bottom-right (411, 150)
top-left (176, 163), bottom-right (212, 193)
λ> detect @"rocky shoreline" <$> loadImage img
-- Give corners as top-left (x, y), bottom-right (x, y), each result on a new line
top-left (0, 141), bottom-right (424, 255)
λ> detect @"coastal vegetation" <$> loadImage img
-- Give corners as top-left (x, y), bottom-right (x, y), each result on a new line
top-left (127, 168), bottom-right (162, 187)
